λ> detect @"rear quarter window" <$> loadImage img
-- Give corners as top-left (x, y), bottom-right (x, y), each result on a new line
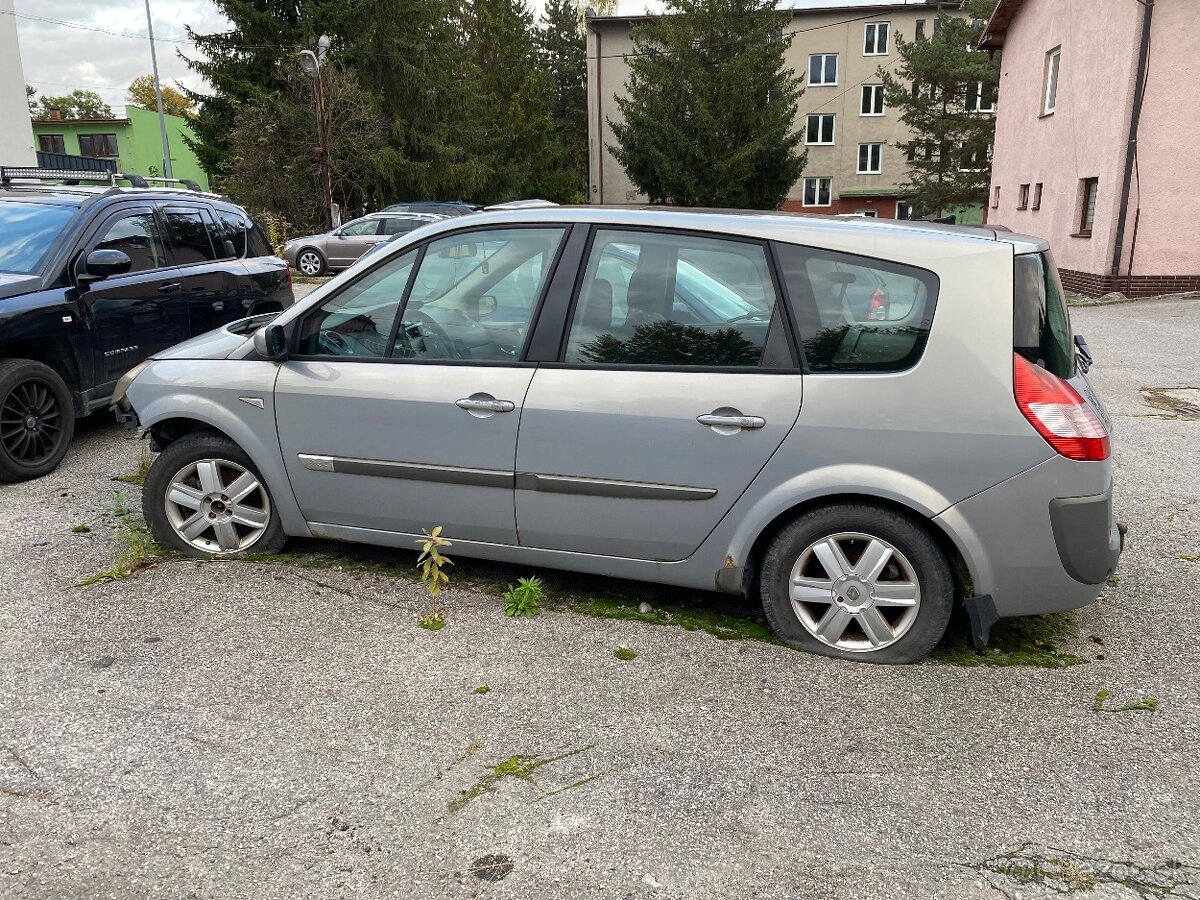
top-left (774, 242), bottom-right (940, 372)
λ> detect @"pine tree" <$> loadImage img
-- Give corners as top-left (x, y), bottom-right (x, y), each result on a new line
top-left (609, 0), bottom-right (806, 209)
top-left (878, 0), bottom-right (999, 217)
top-left (465, 0), bottom-right (563, 203)
top-left (537, 0), bottom-right (588, 201)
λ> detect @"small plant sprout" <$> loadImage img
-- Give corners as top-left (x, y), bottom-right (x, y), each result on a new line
top-left (474, 685), bottom-right (490, 695)
top-left (1094, 690), bottom-right (1160, 713)
top-left (504, 576), bottom-right (544, 618)
top-left (614, 646), bottom-right (637, 661)
top-left (418, 609), bottom-right (446, 631)
top-left (416, 526), bottom-right (453, 598)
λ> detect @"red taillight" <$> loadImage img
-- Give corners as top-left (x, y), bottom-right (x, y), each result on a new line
top-left (285, 266), bottom-right (293, 286)
top-left (867, 288), bottom-right (888, 321)
top-left (1013, 353), bottom-right (1109, 461)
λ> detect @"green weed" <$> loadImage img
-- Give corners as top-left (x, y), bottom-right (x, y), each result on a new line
top-left (504, 576), bottom-right (544, 618)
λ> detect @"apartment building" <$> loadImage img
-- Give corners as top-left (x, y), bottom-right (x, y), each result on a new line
top-left (981, 0), bottom-right (1199, 297)
top-left (585, 0), bottom-right (971, 218)
top-left (0, 0), bottom-right (36, 165)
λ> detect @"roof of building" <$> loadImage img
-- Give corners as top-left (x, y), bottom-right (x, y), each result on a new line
top-left (979, 0), bottom-right (1024, 50)
top-left (30, 117), bottom-right (133, 127)
top-left (586, 0), bottom-right (959, 25)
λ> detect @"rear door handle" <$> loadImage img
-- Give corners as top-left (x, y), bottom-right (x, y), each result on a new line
top-left (157, 282), bottom-right (182, 295)
top-left (456, 394), bottom-right (515, 417)
top-left (697, 409), bottom-right (766, 433)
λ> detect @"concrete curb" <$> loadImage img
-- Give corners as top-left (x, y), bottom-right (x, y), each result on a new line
top-left (1068, 290), bottom-right (1200, 307)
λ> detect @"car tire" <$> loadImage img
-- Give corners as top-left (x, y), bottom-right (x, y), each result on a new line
top-left (0, 358), bottom-right (76, 483)
top-left (295, 249), bottom-right (326, 277)
top-left (760, 503), bottom-right (953, 664)
top-left (143, 430), bottom-right (287, 558)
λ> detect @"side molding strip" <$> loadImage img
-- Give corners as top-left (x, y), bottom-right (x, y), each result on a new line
top-left (514, 472), bottom-right (716, 501)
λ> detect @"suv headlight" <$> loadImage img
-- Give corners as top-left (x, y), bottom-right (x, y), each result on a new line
top-left (112, 359), bottom-right (153, 409)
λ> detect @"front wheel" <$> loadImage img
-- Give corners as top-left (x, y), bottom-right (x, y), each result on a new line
top-left (0, 359), bottom-right (76, 483)
top-left (143, 431), bottom-right (286, 557)
top-left (295, 249), bottom-right (326, 277)
top-left (760, 504), bottom-right (953, 664)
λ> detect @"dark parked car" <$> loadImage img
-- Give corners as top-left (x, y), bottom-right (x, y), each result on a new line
top-left (0, 175), bottom-right (293, 482)
top-left (381, 201), bottom-right (479, 217)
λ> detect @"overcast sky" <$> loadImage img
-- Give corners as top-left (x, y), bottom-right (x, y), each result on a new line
top-left (13, 0), bottom-right (921, 114)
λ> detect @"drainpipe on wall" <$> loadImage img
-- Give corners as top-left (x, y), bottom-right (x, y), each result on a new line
top-left (1111, 0), bottom-right (1154, 279)
top-left (585, 11), bottom-right (604, 205)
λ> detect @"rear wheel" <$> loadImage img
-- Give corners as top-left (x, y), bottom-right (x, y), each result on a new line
top-left (295, 249), bottom-right (325, 277)
top-left (760, 504), bottom-right (953, 664)
top-left (143, 431), bottom-right (286, 557)
top-left (0, 359), bottom-right (75, 483)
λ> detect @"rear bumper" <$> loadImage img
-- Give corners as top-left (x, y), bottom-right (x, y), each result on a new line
top-left (933, 456), bottom-right (1121, 618)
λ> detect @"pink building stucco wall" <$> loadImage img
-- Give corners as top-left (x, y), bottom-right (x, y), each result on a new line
top-left (987, 0), bottom-right (1140, 277)
top-left (1119, 0), bottom-right (1200, 277)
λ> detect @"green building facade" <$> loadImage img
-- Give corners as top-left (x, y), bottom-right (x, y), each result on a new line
top-left (30, 105), bottom-right (209, 190)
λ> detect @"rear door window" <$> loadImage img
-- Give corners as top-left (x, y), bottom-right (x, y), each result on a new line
top-left (774, 242), bottom-right (939, 372)
top-left (163, 208), bottom-right (218, 264)
top-left (563, 230), bottom-right (790, 368)
top-left (215, 210), bottom-right (248, 259)
top-left (1014, 251), bottom-right (1073, 378)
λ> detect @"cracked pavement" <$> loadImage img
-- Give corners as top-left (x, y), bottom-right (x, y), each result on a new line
top-left (0, 296), bottom-right (1198, 899)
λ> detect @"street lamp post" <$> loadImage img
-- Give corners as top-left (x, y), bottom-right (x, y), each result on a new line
top-left (299, 36), bottom-right (334, 232)
top-left (143, 0), bottom-right (173, 180)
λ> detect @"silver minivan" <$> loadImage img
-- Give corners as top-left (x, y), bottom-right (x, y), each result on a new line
top-left (114, 208), bottom-right (1123, 664)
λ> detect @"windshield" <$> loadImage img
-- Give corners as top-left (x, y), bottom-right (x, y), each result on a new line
top-left (0, 201), bottom-right (76, 275)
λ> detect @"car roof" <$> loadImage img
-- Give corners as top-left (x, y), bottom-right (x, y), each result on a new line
top-left (440, 206), bottom-right (1049, 255)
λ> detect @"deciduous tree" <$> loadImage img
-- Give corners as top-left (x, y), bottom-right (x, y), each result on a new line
top-left (32, 89), bottom-right (113, 119)
top-left (127, 75), bottom-right (196, 119)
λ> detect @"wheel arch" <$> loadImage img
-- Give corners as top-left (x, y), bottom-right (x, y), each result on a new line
top-left (739, 492), bottom-right (975, 603)
top-left (0, 338), bottom-right (85, 414)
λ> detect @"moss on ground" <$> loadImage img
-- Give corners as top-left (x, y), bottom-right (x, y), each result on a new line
top-left (933, 612), bottom-right (1087, 668)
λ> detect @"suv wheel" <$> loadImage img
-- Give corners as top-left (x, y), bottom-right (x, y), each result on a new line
top-left (760, 504), bottom-right (953, 664)
top-left (296, 249), bottom-right (326, 277)
top-left (0, 359), bottom-right (76, 483)
top-left (144, 431), bottom-right (286, 557)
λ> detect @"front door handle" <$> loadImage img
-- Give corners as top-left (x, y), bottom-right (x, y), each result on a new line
top-left (158, 282), bottom-right (182, 295)
top-left (456, 393), bottom-right (515, 418)
top-left (698, 408), bottom-right (765, 434)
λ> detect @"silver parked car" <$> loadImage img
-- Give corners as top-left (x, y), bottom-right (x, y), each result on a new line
top-left (114, 208), bottom-right (1123, 664)
top-left (281, 212), bottom-right (446, 276)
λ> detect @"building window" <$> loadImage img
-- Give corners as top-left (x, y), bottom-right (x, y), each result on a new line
top-left (1043, 47), bottom-right (1061, 115)
top-left (861, 84), bottom-right (885, 116)
top-left (857, 143), bottom-right (883, 175)
top-left (1018, 184), bottom-right (1030, 209)
top-left (1076, 178), bottom-right (1098, 236)
top-left (805, 113), bottom-right (835, 145)
top-left (37, 134), bottom-right (66, 154)
top-left (965, 81), bottom-right (996, 113)
top-left (803, 177), bottom-right (832, 207)
top-left (79, 133), bottom-right (119, 157)
top-left (864, 22), bottom-right (890, 56)
top-left (992, 185), bottom-right (1001, 209)
top-left (1032, 183), bottom-right (1043, 210)
top-left (896, 201), bottom-right (913, 220)
top-left (809, 54), bottom-right (838, 86)
top-left (959, 142), bottom-right (990, 172)
top-left (915, 19), bottom-right (926, 39)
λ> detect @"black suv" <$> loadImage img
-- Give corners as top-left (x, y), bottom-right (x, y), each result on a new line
top-left (0, 176), bottom-right (293, 482)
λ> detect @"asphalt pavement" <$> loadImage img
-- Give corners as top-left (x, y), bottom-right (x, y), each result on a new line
top-left (0, 296), bottom-right (1197, 899)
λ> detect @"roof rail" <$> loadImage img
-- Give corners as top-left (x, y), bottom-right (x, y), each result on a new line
top-left (0, 165), bottom-right (118, 186)
top-left (126, 174), bottom-right (204, 192)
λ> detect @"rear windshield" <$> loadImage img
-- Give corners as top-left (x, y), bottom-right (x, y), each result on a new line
top-left (0, 200), bottom-right (76, 274)
top-left (1014, 251), bottom-right (1073, 378)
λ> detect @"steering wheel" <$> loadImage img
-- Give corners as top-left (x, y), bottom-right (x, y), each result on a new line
top-left (318, 329), bottom-right (353, 356)
top-left (396, 312), bottom-right (460, 360)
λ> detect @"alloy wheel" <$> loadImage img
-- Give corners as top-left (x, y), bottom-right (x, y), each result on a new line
top-left (297, 251), bottom-right (322, 276)
top-left (163, 458), bottom-right (271, 553)
top-left (788, 532), bottom-right (921, 653)
top-left (0, 377), bottom-right (64, 467)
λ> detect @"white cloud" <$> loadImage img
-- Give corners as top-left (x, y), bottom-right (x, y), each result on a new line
top-left (14, 0), bottom-right (230, 112)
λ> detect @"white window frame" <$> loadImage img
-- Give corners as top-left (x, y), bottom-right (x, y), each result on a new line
top-left (1043, 47), bottom-right (1061, 115)
top-left (860, 84), bottom-right (885, 116)
top-left (803, 177), bottom-right (833, 207)
top-left (965, 81), bottom-right (996, 113)
top-left (809, 53), bottom-right (838, 87)
top-left (864, 22), bottom-right (890, 56)
top-left (957, 141), bottom-right (991, 172)
top-left (857, 143), bottom-right (883, 175)
top-left (805, 113), bottom-right (836, 145)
